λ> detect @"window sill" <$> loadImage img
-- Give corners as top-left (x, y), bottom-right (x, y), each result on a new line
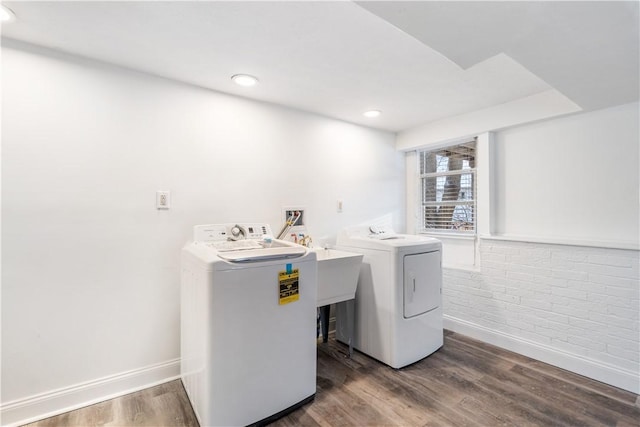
top-left (479, 234), bottom-right (639, 251)
top-left (443, 263), bottom-right (481, 272)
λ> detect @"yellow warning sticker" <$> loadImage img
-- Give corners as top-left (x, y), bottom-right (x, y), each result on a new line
top-left (279, 269), bottom-right (300, 305)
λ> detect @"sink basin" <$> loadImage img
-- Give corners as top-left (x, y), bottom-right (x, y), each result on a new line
top-left (313, 248), bottom-right (363, 306)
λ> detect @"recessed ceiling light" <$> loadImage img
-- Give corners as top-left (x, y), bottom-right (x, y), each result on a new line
top-left (363, 110), bottom-right (381, 118)
top-left (231, 74), bottom-right (259, 87)
top-left (1, 5), bottom-right (16, 22)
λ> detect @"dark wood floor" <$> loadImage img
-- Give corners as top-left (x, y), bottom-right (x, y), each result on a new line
top-left (25, 331), bottom-right (640, 427)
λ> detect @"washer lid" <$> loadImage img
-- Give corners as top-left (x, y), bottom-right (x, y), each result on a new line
top-left (209, 239), bottom-right (263, 252)
top-left (217, 245), bottom-right (307, 263)
top-left (202, 239), bottom-right (308, 263)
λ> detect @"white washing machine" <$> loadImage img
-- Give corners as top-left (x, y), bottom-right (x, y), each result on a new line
top-left (336, 224), bottom-right (442, 369)
top-left (181, 223), bottom-right (317, 426)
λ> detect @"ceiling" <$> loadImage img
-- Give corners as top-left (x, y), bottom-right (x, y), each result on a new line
top-left (2, 1), bottom-right (638, 133)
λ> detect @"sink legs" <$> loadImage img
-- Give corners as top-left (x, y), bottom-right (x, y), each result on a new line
top-left (319, 300), bottom-right (355, 358)
top-left (339, 299), bottom-right (354, 358)
top-left (319, 305), bottom-right (331, 343)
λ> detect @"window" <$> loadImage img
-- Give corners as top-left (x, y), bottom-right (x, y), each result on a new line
top-left (419, 139), bottom-right (476, 234)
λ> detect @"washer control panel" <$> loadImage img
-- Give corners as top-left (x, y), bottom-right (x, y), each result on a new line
top-left (194, 223), bottom-right (272, 242)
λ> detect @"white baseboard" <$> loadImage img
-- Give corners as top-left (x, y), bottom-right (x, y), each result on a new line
top-left (444, 316), bottom-right (640, 394)
top-left (1, 358), bottom-right (180, 426)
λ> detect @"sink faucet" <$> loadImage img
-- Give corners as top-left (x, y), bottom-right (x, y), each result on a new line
top-left (299, 235), bottom-right (312, 247)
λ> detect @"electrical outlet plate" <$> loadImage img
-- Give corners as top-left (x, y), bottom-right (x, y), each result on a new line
top-left (156, 191), bottom-right (170, 209)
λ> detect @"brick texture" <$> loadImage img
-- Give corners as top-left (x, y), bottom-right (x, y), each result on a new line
top-left (443, 240), bottom-right (640, 373)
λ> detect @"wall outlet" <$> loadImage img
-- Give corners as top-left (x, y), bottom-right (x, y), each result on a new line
top-left (156, 191), bottom-right (170, 209)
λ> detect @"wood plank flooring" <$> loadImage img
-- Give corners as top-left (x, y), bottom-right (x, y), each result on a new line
top-left (25, 331), bottom-right (640, 426)
top-left (23, 379), bottom-right (198, 427)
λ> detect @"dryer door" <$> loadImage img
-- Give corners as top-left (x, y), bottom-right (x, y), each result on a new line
top-left (403, 251), bottom-right (441, 318)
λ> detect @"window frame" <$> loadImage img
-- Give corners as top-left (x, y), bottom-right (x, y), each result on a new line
top-left (418, 139), bottom-right (477, 235)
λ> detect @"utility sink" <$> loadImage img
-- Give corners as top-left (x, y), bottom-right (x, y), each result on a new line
top-left (313, 248), bottom-right (363, 307)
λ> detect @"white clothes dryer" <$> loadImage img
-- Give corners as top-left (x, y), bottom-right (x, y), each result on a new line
top-left (181, 223), bottom-right (317, 426)
top-left (336, 224), bottom-right (442, 369)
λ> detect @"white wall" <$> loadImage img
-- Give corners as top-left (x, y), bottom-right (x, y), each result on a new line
top-left (1, 41), bottom-right (405, 424)
top-left (494, 102), bottom-right (639, 248)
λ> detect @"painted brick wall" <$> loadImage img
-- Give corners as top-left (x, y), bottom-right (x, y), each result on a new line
top-left (443, 239), bottom-right (639, 377)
